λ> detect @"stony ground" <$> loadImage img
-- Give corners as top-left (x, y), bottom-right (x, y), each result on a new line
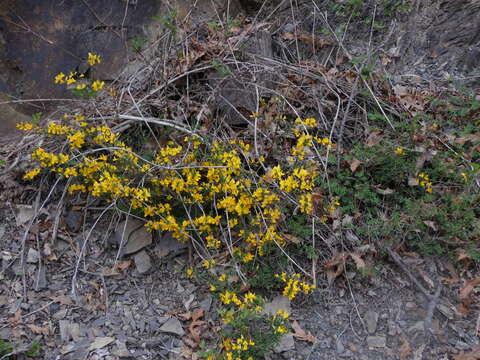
top-left (0, 201), bottom-right (479, 359)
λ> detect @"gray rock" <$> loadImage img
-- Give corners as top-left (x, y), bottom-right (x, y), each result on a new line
top-left (59, 320), bottom-right (70, 341)
top-left (336, 339), bottom-right (345, 354)
top-left (408, 321), bottom-right (424, 333)
top-left (366, 336), bottom-right (386, 348)
top-left (113, 341), bottom-right (130, 357)
top-left (154, 232), bottom-right (187, 258)
top-left (199, 296), bottom-right (213, 312)
top-left (455, 340), bottom-right (471, 350)
top-left (364, 310), bottom-right (379, 334)
top-left (262, 295), bottom-right (291, 316)
top-left (159, 317), bottom-right (185, 336)
top-left (113, 219), bottom-right (152, 255)
top-left (34, 266), bottom-right (47, 290)
top-left (387, 320), bottom-right (397, 336)
top-left (26, 248), bottom-right (39, 263)
top-left (64, 211), bottom-right (83, 232)
top-left (274, 334), bottom-right (295, 353)
top-left (134, 250), bottom-right (152, 274)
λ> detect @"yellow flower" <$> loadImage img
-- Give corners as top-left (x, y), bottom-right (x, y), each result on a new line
top-left (218, 274), bottom-right (228, 282)
top-left (276, 325), bottom-right (287, 334)
top-left (87, 52), bottom-right (101, 66)
top-left (23, 168), bottom-right (41, 180)
top-left (276, 309), bottom-right (290, 319)
top-left (461, 172), bottom-right (468, 182)
top-left (242, 252), bottom-right (254, 263)
top-left (202, 259), bottom-right (216, 269)
top-left (67, 131), bottom-right (86, 149)
top-left (394, 147), bottom-right (405, 155)
top-left (91, 80), bottom-right (105, 92)
top-left (54, 72), bottom-right (65, 84)
top-left (186, 267), bottom-right (194, 278)
top-left (16, 123), bottom-right (34, 131)
top-left (210, 285), bottom-right (217, 292)
top-left (68, 184), bottom-right (86, 194)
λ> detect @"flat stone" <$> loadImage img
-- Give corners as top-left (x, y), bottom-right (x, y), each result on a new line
top-left (34, 266), bottom-right (47, 290)
top-left (154, 232), bottom-right (187, 258)
top-left (26, 248), bottom-right (39, 263)
top-left (262, 295), bottom-right (291, 316)
top-left (134, 250), bottom-right (152, 274)
top-left (59, 320), bottom-right (70, 341)
top-left (113, 219), bottom-right (152, 255)
top-left (274, 334), bottom-right (295, 353)
top-left (198, 296), bottom-right (213, 312)
top-left (64, 211), bottom-right (83, 232)
top-left (159, 317), bottom-right (185, 336)
top-left (113, 341), bottom-right (130, 357)
top-left (408, 321), bottom-right (424, 333)
top-left (366, 336), bottom-right (386, 348)
top-left (364, 310), bottom-right (379, 334)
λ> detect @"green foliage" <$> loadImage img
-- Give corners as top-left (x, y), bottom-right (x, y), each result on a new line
top-left (130, 38), bottom-right (148, 52)
top-left (0, 339), bottom-right (41, 358)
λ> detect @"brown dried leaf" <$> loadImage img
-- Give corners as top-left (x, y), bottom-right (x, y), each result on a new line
top-left (348, 158), bottom-right (362, 173)
top-left (376, 188), bottom-right (395, 195)
top-left (291, 320), bottom-right (318, 343)
top-left (191, 308), bottom-right (204, 322)
top-left (349, 252), bottom-right (366, 270)
top-left (50, 294), bottom-right (73, 305)
top-left (283, 233), bottom-right (302, 244)
top-left (459, 277), bottom-right (480, 303)
top-left (27, 324), bottom-right (50, 336)
top-left (453, 347), bottom-right (480, 360)
top-left (324, 253), bottom-right (347, 285)
top-left (115, 260), bottom-right (132, 272)
top-left (399, 336), bottom-right (411, 360)
top-left (457, 248), bottom-right (472, 262)
top-left (423, 221), bottom-right (437, 231)
top-left (366, 131), bottom-right (382, 147)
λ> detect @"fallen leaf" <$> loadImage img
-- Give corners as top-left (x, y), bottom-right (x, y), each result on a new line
top-left (50, 294), bottom-right (73, 306)
top-left (399, 336), bottom-right (411, 360)
top-left (349, 252), bottom-right (366, 270)
top-left (457, 248), bottom-right (472, 262)
top-left (324, 252), bottom-right (347, 285)
top-left (459, 276), bottom-right (480, 314)
top-left (423, 221), bottom-right (437, 231)
top-left (366, 131), bottom-right (382, 147)
top-left (115, 260), bottom-right (132, 272)
top-left (283, 233), bottom-right (302, 244)
top-left (8, 310), bottom-right (22, 326)
top-left (348, 158), bottom-right (362, 173)
top-left (376, 187), bottom-right (395, 195)
top-left (460, 277), bottom-right (480, 300)
top-left (291, 320), bottom-right (318, 343)
top-left (188, 320), bottom-right (207, 345)
top-left (27, 324), bottom-right (50, 336)
top-left (453, 347), bottom-right (480, 360)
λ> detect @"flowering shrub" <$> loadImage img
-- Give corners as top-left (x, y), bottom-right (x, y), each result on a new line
top-left (17, 62), bottom-right (337, 356)
top-left (54, 52), bottom-right (105, 98)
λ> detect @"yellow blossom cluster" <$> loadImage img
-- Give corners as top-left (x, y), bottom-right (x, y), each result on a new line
top-left (417, 173), bottom-right (433, 193)
top-left (275, 272), bottom-right (316, 300)
top-left (54, 53), bottom-right (105, 94)
top-left (20, 112), bottom-right (328, 360)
